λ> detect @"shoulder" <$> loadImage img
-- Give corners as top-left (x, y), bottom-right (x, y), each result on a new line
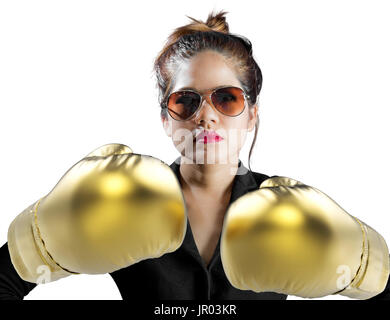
top-left (250, 171), bottom-right (279, 188)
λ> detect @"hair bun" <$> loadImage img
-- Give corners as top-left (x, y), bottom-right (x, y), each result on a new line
top-left (186, 10), bottom-right (229, 34)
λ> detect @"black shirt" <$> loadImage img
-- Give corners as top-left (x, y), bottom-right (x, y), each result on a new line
top-left (0, 158), bottom-right (388, 300)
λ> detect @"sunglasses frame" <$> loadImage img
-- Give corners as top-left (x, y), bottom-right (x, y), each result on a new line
top-left (162, 85), bottom-right (251, 121)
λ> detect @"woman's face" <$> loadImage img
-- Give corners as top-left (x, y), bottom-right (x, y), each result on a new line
top-left (161, 50), bottom-right (258, 165)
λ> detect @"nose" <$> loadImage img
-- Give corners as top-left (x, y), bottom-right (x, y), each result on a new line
top-left (193, 97), bottom-right (219, 127)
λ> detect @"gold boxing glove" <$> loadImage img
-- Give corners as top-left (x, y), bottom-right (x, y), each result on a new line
top-left (220, 176), bottom-right (389, 299)
top-left (7, 143), bottom-right (187, 283)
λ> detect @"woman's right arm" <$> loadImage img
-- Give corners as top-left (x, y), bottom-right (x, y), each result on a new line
top-left (0, 242), bottom-right (37, 300)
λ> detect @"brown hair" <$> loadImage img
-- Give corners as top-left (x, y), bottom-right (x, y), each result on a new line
top-left (153, 10), bottom-right (262, 172)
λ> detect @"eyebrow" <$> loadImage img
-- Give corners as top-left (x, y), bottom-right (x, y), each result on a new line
top-left (176, 86), bottom-right (197, 91)
top-left (175, 85), bottom-right (237, 94)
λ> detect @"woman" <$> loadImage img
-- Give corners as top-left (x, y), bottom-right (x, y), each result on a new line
top-left (0, 10), bottom-right (389, 300)
top-left (156, 12), bottom-right (260, 270)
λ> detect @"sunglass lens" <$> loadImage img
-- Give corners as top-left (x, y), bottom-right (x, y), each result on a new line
top-left (211, 87), bottom-right (245, 116)
top-left (167, 91), bottom-right (201, 120)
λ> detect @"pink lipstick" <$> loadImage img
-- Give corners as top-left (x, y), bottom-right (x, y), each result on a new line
top-left (195, 130), bottom-right (224, 144)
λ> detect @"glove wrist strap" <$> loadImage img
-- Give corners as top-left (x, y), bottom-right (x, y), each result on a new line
top-left (7, 199), bottom-right (74, 284)
top-left (339, 218), bottom-right (389, 299)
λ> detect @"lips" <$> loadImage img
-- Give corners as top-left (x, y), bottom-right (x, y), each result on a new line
top-left (195, 130), bottom-right (224, 144)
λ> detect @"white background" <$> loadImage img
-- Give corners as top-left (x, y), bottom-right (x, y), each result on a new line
top-left (0, 0), bottom-right (389, 300)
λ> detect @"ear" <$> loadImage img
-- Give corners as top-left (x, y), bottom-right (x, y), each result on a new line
top-left (248, 104), bottom-right (258, 132)
top-left (161, 114), bottom-right (172, 137)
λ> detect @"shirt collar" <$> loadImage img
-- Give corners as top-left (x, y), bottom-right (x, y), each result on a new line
top-left (169, 156), bottom-right (259, 204)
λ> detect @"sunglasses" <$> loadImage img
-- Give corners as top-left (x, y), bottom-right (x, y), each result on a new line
top-left (163, 86), bottom-right (250, 121)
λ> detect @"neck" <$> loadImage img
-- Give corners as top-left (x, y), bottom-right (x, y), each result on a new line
top-left (179, 156), bottom-right (239, 198)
